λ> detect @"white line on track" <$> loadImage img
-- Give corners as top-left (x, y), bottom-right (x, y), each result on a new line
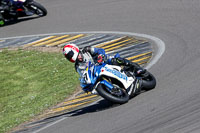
top-left (33, 98), bottom-right (103, 133)
top-left (32, 117), bottom-right (66, 133)
top-left (0, 31), bottom-right (165, 133)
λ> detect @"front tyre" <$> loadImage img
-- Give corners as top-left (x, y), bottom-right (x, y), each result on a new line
top-left (96, 83), bottom-right (129, 104)
top-left (27, 1), bottom-right (47, 16)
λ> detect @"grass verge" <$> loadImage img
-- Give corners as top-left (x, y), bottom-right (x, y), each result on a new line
top-left (0, 48), bottom-right (79, 133)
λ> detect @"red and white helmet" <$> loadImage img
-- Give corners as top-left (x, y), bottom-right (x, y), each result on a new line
top-left (63, 43), bottom-right (79, 63)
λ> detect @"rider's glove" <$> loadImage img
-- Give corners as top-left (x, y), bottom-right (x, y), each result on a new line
top-left (97, 54), bottom-right (104, 63)
top-left (111, 57), bottom-right (126, 66)
top-left (82, 46), bottom-right (91, 53)
top-left (136, 68), bottom-right (146, 75)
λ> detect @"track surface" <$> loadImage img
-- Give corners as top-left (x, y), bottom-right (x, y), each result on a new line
top-left (1, 0), bottom-right (200, 133)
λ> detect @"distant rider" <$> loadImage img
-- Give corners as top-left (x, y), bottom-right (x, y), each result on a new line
top-left (2, 0), bottom-right (25, 9)
top-left (0, 0), bottom-right (26, 15)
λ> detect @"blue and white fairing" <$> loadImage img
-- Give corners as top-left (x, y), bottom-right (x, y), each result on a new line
top-left (100, 64), bottom-right (135, 89)
top-left (79, 61), bottom-right (135, 93)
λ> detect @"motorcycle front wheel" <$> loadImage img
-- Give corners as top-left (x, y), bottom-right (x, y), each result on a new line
top-left (96, 83), bottom-right (129, 104)
top-left (27, 1), bottom-right (47, 16)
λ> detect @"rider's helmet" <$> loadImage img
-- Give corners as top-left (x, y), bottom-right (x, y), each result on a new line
top-left (63, 43), bottom-right (79, 63)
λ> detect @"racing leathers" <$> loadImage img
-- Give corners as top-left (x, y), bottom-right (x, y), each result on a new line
top-left (0, 0), bottom-right (26, 16)
top-left (75, 46), bottom-right (146, 77)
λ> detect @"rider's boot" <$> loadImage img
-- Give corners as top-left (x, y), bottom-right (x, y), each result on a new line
top-left (0, 14), bottom-right (5, 26)
top-left (111, 57), bottom-right (146, 75)
top-left (134, 80), bottom-right (142, 95)
top-left (129, 79), bottom-right (142, 98)
top-left (119, 58), bottom-right (146, 75)
top-left (0, 19), bottom-right (5, 26)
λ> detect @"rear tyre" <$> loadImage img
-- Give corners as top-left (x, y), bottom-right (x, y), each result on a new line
top-left (141, 71), bottom-right (156, 91)
top-left (96, 83), bottom-right (129, 104)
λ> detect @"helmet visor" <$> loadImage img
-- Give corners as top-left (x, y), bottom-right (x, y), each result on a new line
top-left (65, 50), bottom-right (74, 61)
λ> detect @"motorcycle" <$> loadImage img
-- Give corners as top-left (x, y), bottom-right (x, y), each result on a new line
top-left (0, 0), bottom-right (47, 26)
top-left (80, 60), bottom-right (156, 104)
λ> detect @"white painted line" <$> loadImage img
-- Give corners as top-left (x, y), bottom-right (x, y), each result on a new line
top-left (33, 98), bottom-right (103, 133)
top-left (33, 117), bottom-right (67, 133)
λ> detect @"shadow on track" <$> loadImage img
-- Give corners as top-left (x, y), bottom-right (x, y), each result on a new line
top-left (70, 99), bottom-right (120, 116)
top-left (14, 99), bottom-right (121, 133)
top-left (26, 99), bottom-right (119, 127)
top-left (1, 16), bottom-right (40, 27)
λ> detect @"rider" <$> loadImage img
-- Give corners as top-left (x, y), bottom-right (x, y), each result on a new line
top-left (4, 0), bottom-right (25, 9)
top-left (0, 0), bottom-right (28, 16)
top-left (0, 0), bottom-right (6, 26)
top-left (63, 43), bottom-right (146, 78)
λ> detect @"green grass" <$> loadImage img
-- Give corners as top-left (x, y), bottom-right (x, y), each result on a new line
top-left (0, 48), bottom-right (79, 133)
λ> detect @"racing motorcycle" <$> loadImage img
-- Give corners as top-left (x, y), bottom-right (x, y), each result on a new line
top-left (80, 61), bottom-right (156, 104)
top-left (0, 0), bottom-right (47, 25)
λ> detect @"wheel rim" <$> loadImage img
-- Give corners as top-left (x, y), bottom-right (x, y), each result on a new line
top-left (109, 84), bottom-right (126, 97)
top-left (97, 83), bottom-right (129, 104)
top-left (29, 5), bottom-right (44, 16)
top-left (35, 8), bottom-right (44, 16)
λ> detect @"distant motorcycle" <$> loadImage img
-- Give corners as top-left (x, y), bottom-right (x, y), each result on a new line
top-left (0, 0), bottom-right (47, 26)
top-left (80, 61), bottom-right (156, 104)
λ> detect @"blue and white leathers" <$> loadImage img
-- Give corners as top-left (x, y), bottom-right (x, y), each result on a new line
top-left (90, 47), bottom-right (120, 64)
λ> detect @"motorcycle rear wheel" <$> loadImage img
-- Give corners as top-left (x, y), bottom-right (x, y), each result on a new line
top-left (96, 83), bottom-right (129, 104)
top-left (141, 71), bottom-right (156, 91)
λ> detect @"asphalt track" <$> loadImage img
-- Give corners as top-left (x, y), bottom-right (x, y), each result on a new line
top-left (1, 0), bottom-right (200, 133)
